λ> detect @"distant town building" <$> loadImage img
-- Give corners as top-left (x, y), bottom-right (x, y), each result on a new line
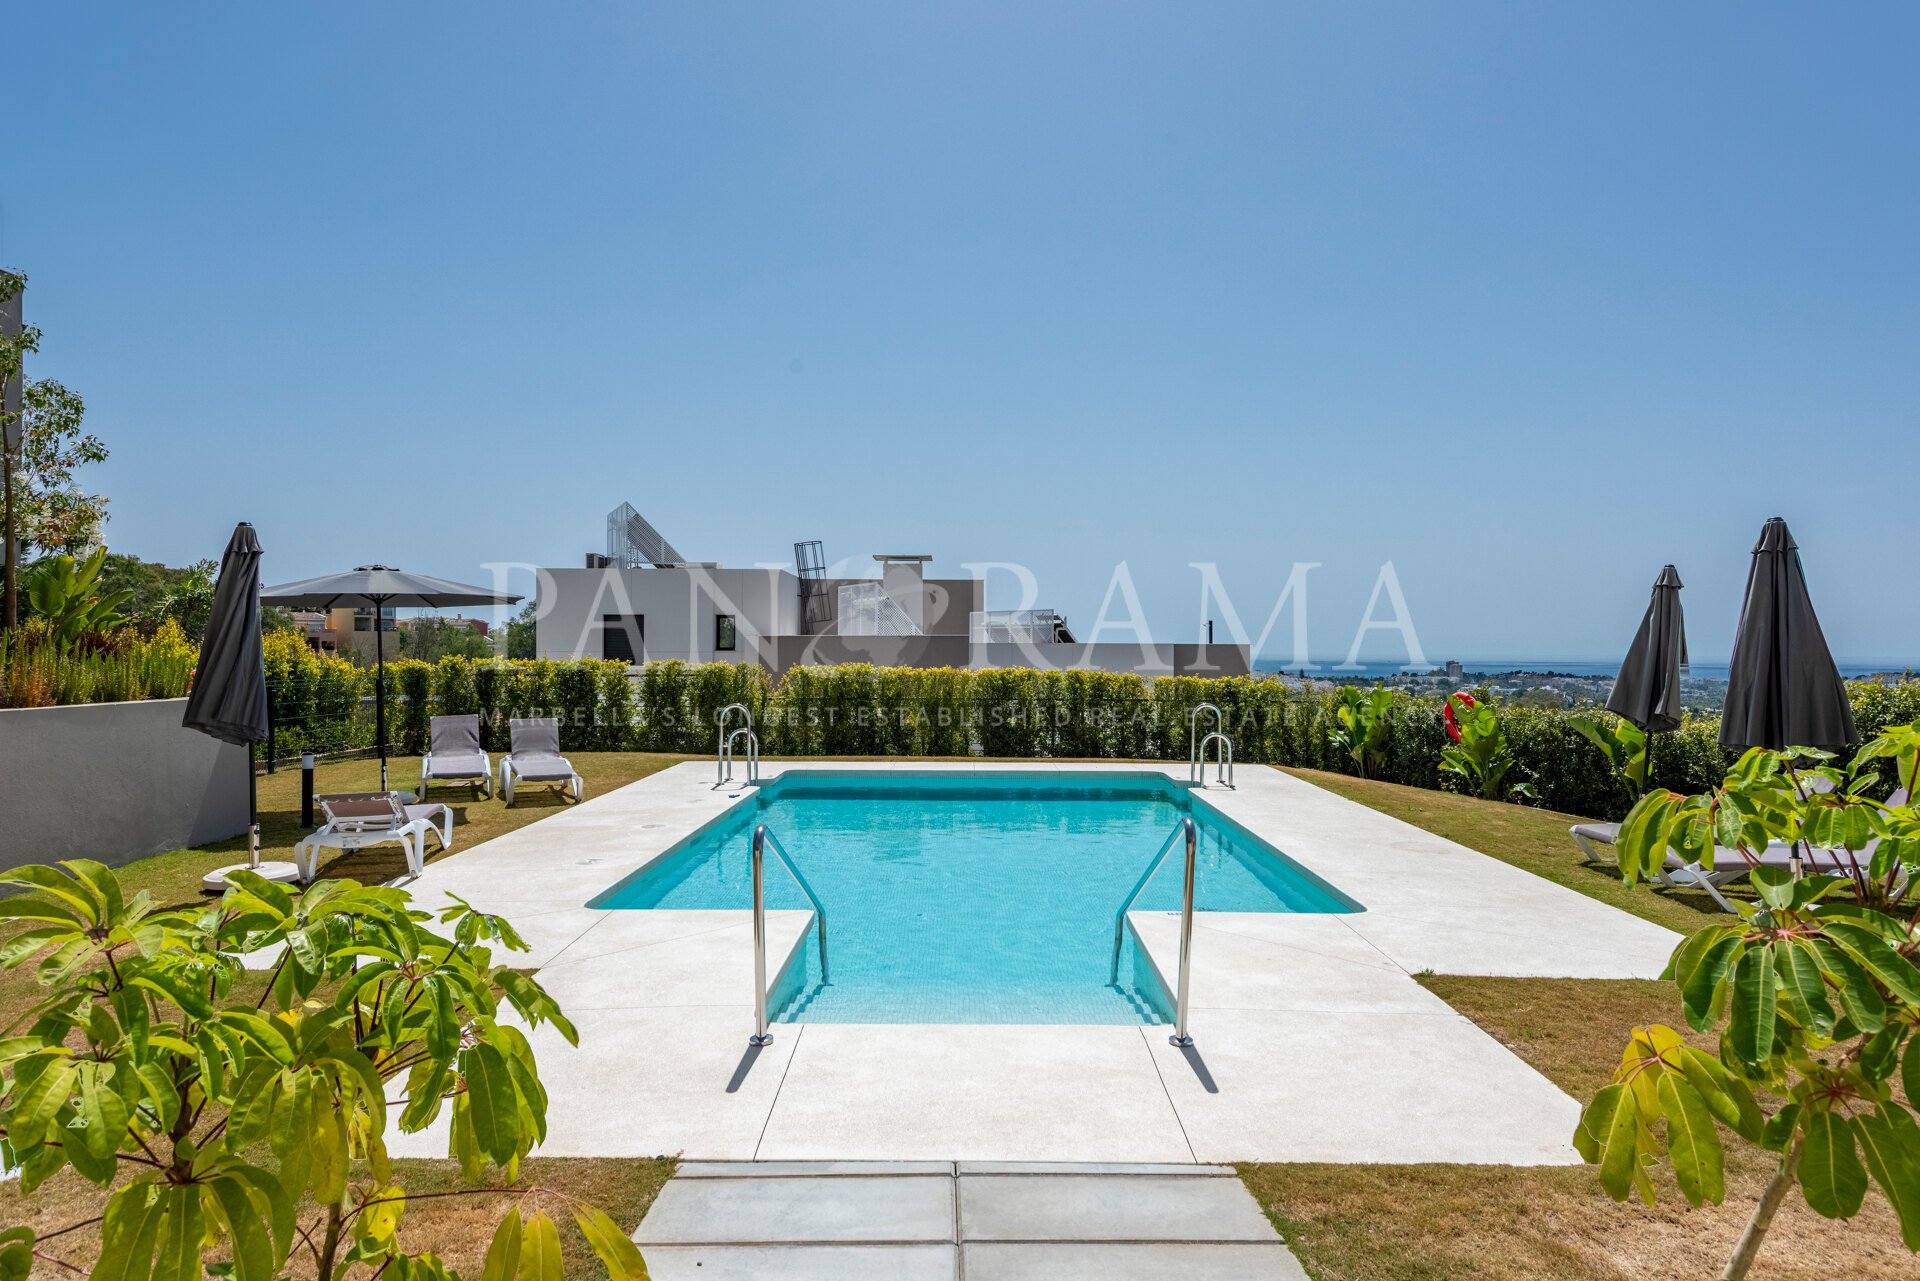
top-left (534, 504), bottom-right (1251, 679)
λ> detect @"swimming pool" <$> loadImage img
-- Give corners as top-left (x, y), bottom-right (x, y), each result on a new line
top-left (590, 771), bottom-right (1360, 1025)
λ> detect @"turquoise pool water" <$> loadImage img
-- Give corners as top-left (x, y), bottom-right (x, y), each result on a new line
top-left (590, 771), bottom-right (1359, 1025)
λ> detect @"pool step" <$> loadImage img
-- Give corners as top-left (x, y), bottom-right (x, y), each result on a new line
top-left (634, 1162), bottom-right (1308, 1280)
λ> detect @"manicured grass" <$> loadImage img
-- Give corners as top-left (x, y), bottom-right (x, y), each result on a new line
top-left (1245, 768), bottom-right (1911, 1280)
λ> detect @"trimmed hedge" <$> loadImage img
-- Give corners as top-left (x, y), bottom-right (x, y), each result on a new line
top-left (254, 636), bottom-right (1920, 822)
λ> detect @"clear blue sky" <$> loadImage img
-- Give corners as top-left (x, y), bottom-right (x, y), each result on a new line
top-left (7, 4), bottom-right (1915, 664)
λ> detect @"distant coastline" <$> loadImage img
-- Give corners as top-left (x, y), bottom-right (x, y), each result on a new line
top-left (1251, 659), bottom-right (1917, 681)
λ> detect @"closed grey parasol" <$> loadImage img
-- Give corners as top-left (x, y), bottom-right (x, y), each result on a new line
top-left (1607, 565), bottom-right (1688, 736)
top-left (181, 522), bottom-right (277, 882)
top-left (1719, 518), bottom-right (1857, 755)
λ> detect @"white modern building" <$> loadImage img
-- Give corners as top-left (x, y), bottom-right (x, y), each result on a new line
top-left (532, 507), bottom-right (1251, 678)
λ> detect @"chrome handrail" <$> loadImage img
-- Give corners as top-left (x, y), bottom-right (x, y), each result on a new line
top-left (717, 703), bottom-right (753, 785)
top-left (1107, 817), bottom-right (1199, 1047)
top-left (1108, 817), bottom-right (1190, 983)
top-left (1196, 730), bottom-right (1234, 789)
top-left (1188, 703), bottom-right (1224, 783)
top-left (722, 726), bottom-right (760, 786)
top-left (749, 823), bottom-right (830, 1046)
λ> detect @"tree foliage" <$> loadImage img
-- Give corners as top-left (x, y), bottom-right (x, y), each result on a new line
top-left (0, 862), bottom-right (650, 1281)
top-left (1580, 726), bottom-right (1920, 1278)
top-left (13, 378), bottom-right (109, 555)
top-left (505, 604), bottom-right (536, 661)
top-left (397, 618), bottom-right (495, 664)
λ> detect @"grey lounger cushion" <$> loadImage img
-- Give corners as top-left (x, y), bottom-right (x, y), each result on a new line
top-left (427, 715), bottom-right (490, 777)
top-left (507, 718), bottom-right (574, 779)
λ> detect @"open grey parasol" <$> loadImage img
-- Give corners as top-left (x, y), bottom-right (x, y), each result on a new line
top-left (1720, 517), bottom-right (1857, 755)
top-left (259, 565), bottom-right (521, 791)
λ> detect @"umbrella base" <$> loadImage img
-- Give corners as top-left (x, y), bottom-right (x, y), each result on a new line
top-left (202, 861), bottom-right (303, 893)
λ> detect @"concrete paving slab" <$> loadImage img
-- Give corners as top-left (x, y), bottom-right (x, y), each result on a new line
top-left (1130, 912), bottom-right (1451, 1015)
top-left (959, 1173), bottom-right (1275, 1242)
top-left (1145, 1010), bottom-right (1584, 1165)
top-left (532, 912), bottom-right (811, 1010)
top-left (756, 1024), bottom-right (1194, 1162)
top-left (634, 1175), bottom-right (955, 1244)
top-left (386, 1007), bottom-right (800, 1161)
top-left (639, 1245), bottom-right (956, 1280)
top-left (963, 1242), bottom-right (1310, 1280)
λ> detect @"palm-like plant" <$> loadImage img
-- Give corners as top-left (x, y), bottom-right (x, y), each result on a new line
top-left (0, 861), bottom-right (649, 1281)
top-left (1328, 686), bottom-right (1396, 779)
top-left (24, 547), bottom-right (134, 644)
top-left (1439, 694), bottom-right (1536, 802)
top-left (1582, 729), bottom-right (1920, 1278)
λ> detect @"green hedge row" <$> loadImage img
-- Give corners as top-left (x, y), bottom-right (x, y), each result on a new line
top-left (270, 651), bottom-right (1920, 821)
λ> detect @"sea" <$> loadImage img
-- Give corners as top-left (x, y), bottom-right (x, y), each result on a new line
top-left (1251, 659), bottom-right (1917, 681)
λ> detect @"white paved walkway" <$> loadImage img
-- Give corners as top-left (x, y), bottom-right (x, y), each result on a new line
top-left (381, 761), bottom-right (1680, 1164)
top-left (634, 1161), bottom-right (1310, 1280)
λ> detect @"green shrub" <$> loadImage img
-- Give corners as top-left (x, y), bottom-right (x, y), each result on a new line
top-left (472, 662), bottom-right (507, 750)
top-left (687, 660), bottom-right (773, 753)
top-left (0, 619), bottom-right (197, 708)
top-left (596, 661), bottom-right (636, 749)
top-left (261, 628), bottom-right (369, 758)
top-left (389, 657), bottom-right (433, 754)
top-left (636, 659), bottom-right (692, 751)
top-left (973, 667), bottom-right (1041, 757)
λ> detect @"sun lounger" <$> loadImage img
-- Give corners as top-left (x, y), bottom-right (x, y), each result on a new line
top-left (295, 792), bottom-right (454, 881)
top-left (1571, 789), bottom-right (1912, 913)
top-left (498, 717), bottom-right (585, 806)
top-left (421, 714), bottom-right (493, 800)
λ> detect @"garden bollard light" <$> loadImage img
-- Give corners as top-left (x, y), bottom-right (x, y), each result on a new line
top-left (301, 753), bottom-right (315, 827)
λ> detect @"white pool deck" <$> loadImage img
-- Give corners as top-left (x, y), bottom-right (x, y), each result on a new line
top-left (380, 761), bottom-right (1681, 1165)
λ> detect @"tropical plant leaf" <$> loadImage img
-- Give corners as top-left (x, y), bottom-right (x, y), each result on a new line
top-left (481, 1209), bottom-right (523, 1281)
top-left (1656, 1071), bottom-right (1725, 1208)
top-left (1677, 933), bottom-right (1743, 1031)
top-left (206, 1176), bottom-right (277, 1281)
top-left (152, 1185), bottom-right (208, 1281)
top-left (519, 1211), bottom-right (563, 1281)
top-left (1727, 946), bottom-right (1780, 1066)
top-left (573, 1204), bottom-right (651, 1280)
top-left (1801, 1110), bottom-right (1869, 1220)
top-left (1579, 1083), bottom-right (1642, 1200)
top-left (1854, 1105), bottom-right (1920, 1251)
top-left (1776, 940), bottom-right (1837, 1038)
top-left (462, 1041), bottom-right (522, 1167)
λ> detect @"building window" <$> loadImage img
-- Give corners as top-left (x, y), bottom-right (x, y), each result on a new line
top-left (352, 606), bottom-right (395, 633)
top-left (715, 614), bottom-right (736, 652)
top-left (602, 614), bottom-right (642, 663)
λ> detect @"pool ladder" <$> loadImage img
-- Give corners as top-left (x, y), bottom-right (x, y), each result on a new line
top-left (1188, 703), bottom-right (1233, 788)
top-left (1109, 817), bottom-right (1198, 1048)
top-left (717, 702), bottom-right (761, 787)
top-left (749, 824), bottom-right (830, 1046)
